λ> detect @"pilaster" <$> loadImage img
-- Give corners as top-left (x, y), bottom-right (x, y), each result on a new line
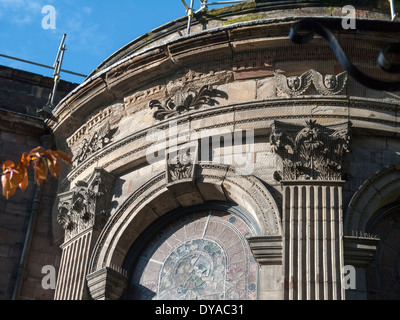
top-left (54, 168), bottom-right (115, 300)
top-left (272, 119), bottom-right (351, 300)
top-left (281, 180), bottom-right (345, 300)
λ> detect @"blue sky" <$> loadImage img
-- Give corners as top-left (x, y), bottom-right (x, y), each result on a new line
top-left (0, 0), bottom-right (200, 84)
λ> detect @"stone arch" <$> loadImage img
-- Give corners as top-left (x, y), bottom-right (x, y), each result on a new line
top-left (344, 164), bottom-right (400, 235)
top-left (88, 163), bottom-right (281, 274)
top-left (123, 201), bottom-right (260, 300)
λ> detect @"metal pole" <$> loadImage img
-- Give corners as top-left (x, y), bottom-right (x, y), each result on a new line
top-left (204, 0), bottom-right (248, 5)
top-left (0, 53), bottom-right (87, 78)
top-left (37, 34), bottom-right (68, 118)
top-left (200, 0), bottom-right (208, 11)
top-left (390, 0), bottom-right (397, 21)
top-left (187, 0), bottom-right (195, 35)
top-left (48, 34), bottom-right (67, 109)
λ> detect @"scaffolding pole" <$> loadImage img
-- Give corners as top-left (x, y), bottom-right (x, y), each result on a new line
top-left (389, 0), bottom-right (398, 21)
top-left (0, 53), bottom-right (87, 78)
top-left (37, 34), bottom-right (67, 118)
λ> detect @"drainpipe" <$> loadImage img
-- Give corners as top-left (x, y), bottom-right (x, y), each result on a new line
top-left (12, 135), bottom-right (52, 300)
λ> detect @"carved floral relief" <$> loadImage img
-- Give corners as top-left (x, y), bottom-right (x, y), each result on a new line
top-left (57, 169), bottom-right (115, 241)
top-left (149, 85), bottom-right (227, 120)
top-left (271, 120), bottom-right (351, 181)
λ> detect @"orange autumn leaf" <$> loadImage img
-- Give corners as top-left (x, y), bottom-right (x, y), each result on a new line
top-left (29, 147), bottom-right (47, 186)
top-left (2, 146), bottom-right (72, 198)
top-left (2, 160), bottom-right (15, 173)
top-left (29, 146), bottom-right (46, 162)
top-left (45, 150), bottom-right (61, 178)
top-left (16, 153), bottom-right (30, 192)
top-left (33, 157), bottom-right (48, 186)
top-left (1, 160), bottom-right (22, 199)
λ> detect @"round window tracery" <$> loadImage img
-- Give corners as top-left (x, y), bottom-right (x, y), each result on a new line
top-left (127, 208), bottom-right (258, 300)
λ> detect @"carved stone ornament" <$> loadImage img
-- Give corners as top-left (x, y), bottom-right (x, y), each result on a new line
top-left (166, 142), bottom-right (198, 183)
top-left (149, 85), bottom-right (227, 120)
top-left (57, 168), bottom-right (115, 241)
top-left (71, 121), bottom-right (117, 166)
top-left (274, 70), bottom-right (313, 96)
top-left (274, 69), bottom-right (347, 96)
top-left (270, 120), bottom-right (351, 181)
top-left (312, 70), bottom-right (348, 96)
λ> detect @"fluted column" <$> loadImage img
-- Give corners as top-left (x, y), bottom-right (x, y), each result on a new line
top-left (270, 119), bottom-right (351, 300)
top-left (54, 168), bottom-right (115, 300)
top-left (282, 180), bottom-right (345, 300)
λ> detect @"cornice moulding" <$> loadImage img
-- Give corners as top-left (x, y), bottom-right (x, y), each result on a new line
top-left (62, 96), bottom-right (399, 187)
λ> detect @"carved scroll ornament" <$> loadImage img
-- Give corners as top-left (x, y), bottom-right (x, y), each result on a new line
top-left (149, 85), bottom-right (227, 120)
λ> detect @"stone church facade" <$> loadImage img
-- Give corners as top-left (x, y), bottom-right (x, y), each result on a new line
top-left (8, 0), bottom-right (398, 300)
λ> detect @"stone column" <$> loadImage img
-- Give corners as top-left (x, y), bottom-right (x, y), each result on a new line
top-left (54, 168), bottom-right (115, 300)
top-left (281, 181), bottom-right (345, 300)
top-left (247, 236), bottom-right (283, 300)
top-left (270, 119), bottom-right (351, 300)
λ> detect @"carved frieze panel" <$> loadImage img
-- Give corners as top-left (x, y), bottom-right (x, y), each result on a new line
top-left (57, 168), bottom-right (115, 241)
top-left (274, 69), bottom-right (348, 96)
top-left (67, 104), bottom-right (124, 166)
top-left (71, 121), bottom-right (117, 166)
top-left (166, 69), bottom-right (233, 95)
top-left (124, 85), bottom-right (165, 107)
top-left (270, 120), bottom-right (351, 181)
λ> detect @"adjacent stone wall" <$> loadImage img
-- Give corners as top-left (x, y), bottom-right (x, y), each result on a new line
top-left (0, 65), bottom-right (77, 299)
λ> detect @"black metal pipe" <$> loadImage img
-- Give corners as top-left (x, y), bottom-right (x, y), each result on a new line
top-left (289, 18), bottom-right (400, 91)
